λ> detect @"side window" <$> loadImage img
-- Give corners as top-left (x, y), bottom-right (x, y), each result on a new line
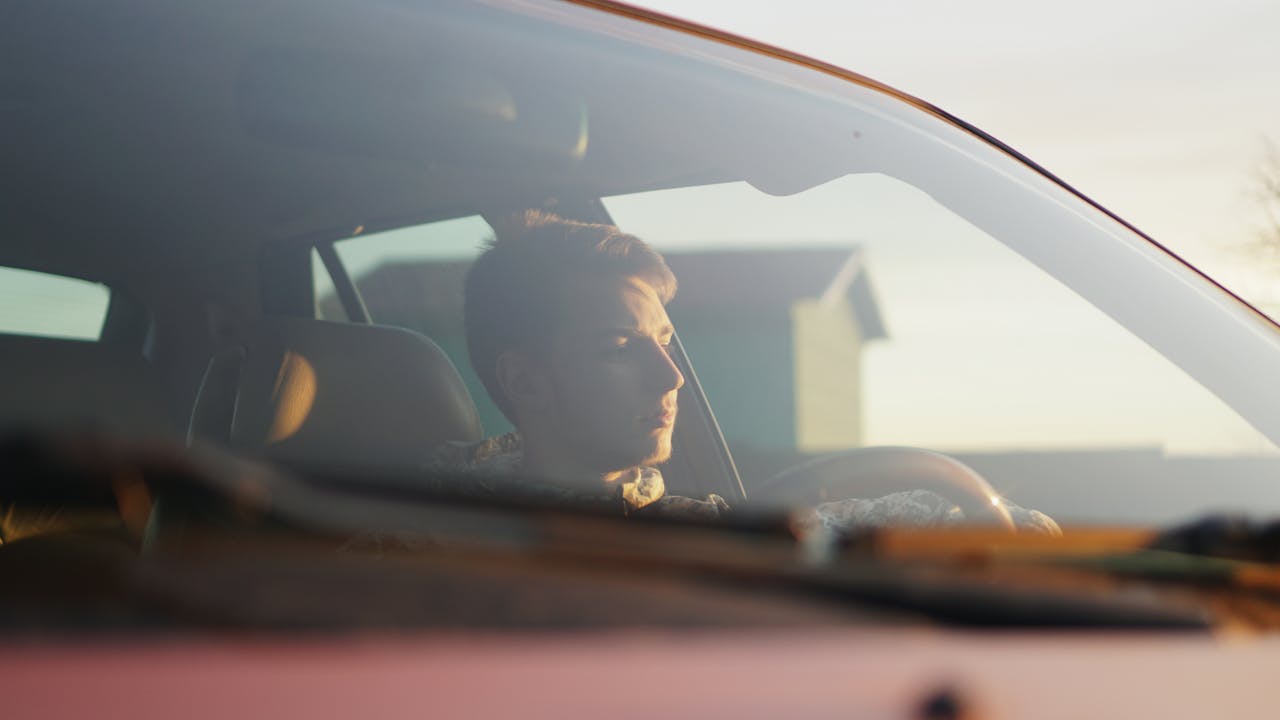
top-left (604, 176), bottom-right (1280, 523)
top-left (0, 266), bottom-right (111, 340)
top-left (311, 216), bottom-right (513, 436)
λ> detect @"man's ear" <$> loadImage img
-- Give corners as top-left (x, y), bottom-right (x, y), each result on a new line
top-left (495, 350), bottom-right (553, 417)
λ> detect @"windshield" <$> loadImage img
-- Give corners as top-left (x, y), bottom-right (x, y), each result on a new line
top-left (6, 0), bottom-right (1280, 634)
top-left (285, 0), bottom-right (1280, 529)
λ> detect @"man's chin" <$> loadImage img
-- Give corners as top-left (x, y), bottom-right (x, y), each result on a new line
top-left (640, 436), bottom-right (674, 467)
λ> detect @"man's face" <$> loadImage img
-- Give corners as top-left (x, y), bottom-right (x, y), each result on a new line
top-left (538, 273), bottom-right (684, 473)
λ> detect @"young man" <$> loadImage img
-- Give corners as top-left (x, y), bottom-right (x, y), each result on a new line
top-left (433, 211), bottom-right (728, 518)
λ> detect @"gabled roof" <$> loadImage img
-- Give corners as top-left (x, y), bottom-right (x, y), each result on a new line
top-left (663, 246), bottom-right (886, 340)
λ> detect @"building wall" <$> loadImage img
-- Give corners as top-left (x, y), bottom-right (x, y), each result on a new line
top-left (672, 307), bottom-right (795, 452)
top-left (792, 298), bottom-right (864, 451)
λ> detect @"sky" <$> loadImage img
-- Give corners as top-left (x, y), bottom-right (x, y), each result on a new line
top-left (627, 0), bottom-right (1280, 313)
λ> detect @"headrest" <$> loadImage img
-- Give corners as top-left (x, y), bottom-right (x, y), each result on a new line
top-left (0, 334), bottom-right (172, 439)
top-left (221, 317), bottom-right (482, 477)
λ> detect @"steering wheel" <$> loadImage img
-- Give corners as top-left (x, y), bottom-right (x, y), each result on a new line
top-left (751, 446), bottom-right (1016, 531)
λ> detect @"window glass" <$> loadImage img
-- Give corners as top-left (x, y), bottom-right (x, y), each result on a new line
top-left (286, 0), bottom-right (1280, 527)
top-left (319, 216), bottom-right (512, 436)
top-left (0, 266), bottom-right (110, 340)
top-left (604, 176), bottom-right (1280, 524)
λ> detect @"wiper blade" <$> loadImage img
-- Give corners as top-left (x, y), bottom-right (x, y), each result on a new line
top-left (1148, 515), bottom-right (1280, 564)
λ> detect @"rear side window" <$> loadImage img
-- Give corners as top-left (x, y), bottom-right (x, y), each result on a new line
top-left (0, 267), bottom-right (110, 340)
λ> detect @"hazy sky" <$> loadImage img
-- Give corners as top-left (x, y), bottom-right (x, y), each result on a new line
top-left (629, 0), bottom-right (1280, 312)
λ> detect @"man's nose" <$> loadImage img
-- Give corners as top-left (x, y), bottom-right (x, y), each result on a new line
top-left (649, 341), bottom-right (684, 393)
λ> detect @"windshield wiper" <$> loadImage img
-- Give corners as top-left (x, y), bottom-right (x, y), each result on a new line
top-left (1148, 515), bottom-right (1280, 564)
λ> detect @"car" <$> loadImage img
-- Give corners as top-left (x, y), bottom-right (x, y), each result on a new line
top-left (5, 0), bottom-right (1280, 716)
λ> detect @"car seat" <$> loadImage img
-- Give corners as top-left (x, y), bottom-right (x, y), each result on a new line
top-left (186, 315), bottom-right (483, 479)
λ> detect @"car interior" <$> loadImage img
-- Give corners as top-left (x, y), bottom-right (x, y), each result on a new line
top-left (1, 0), bottom-right (776, 578)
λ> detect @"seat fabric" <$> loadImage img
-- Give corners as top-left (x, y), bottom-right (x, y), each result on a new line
top-left (191, 317), bottom-right (483, 479)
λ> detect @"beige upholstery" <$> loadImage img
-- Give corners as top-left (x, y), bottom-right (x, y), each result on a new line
top-left (0, 334), bottom-right (172, 439)
top-left (191, 317), bottom-right (482, 477)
